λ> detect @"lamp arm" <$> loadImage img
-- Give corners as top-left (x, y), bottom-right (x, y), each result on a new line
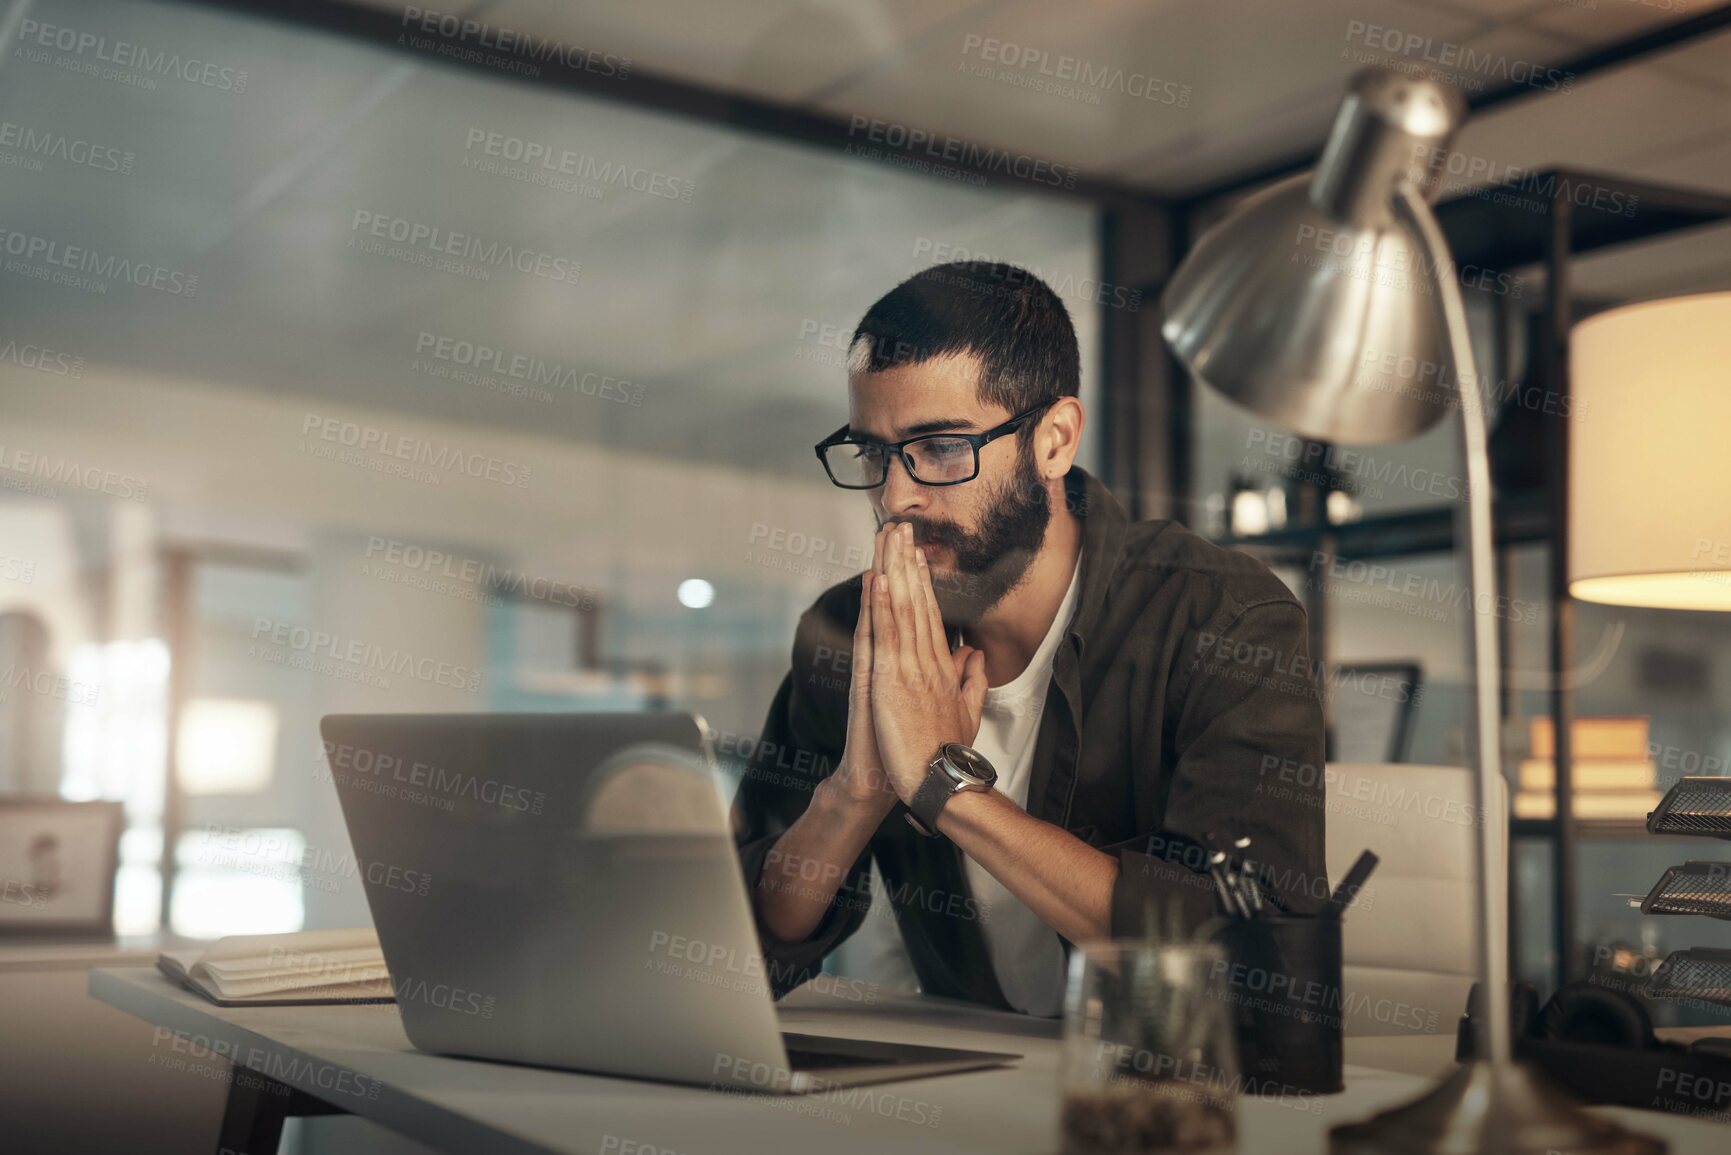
top-left (1391, 182), bottom-right (1511, 1068)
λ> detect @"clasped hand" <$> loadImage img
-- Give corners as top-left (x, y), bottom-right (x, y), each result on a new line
top-left (837, 521), bottom-right (988, 809)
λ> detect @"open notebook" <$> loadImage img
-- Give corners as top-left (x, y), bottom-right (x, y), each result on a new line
top-left (157, 927), bottom-right (395, 1006)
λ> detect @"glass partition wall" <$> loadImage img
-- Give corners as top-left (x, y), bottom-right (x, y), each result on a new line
top-left (0, 0), bottom-right (1100, 940)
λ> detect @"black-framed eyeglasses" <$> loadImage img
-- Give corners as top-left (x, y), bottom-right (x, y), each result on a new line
top-left (814, 404), bottom-right (1049, 490)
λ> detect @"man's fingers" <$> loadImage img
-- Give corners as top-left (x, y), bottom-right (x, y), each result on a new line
top-left (872, 573), bottom-right (899, 680)
top-left (887, 527), bottom-right (921, 682)
top-left (852, 572), bottom-right (874, 700)
top-left (913, 547), bottom-right (953, 676)
top-left (907, 546), bottom-right (933, 676)
top-left (961, 647), bottom-right (988, 741)
top-left (949, 642), bottom-right (971, 684)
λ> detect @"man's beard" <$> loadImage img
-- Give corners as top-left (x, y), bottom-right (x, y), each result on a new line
top-left (888, 445), bottom-right (1052, 627)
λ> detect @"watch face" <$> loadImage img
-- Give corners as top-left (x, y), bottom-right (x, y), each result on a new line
top-left (942, 742), bottom-right (996, 787)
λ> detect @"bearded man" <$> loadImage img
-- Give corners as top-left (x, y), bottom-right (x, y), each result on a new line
top-left (731, 261), bottom-right (1327, 1016)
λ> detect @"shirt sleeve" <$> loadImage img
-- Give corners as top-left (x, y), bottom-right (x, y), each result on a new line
top-left (1105, 600), bottom-right (1329, 937)
top-left (728, 599), bottom-right (878, 999)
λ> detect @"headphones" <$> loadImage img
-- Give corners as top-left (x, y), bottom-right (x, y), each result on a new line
top-left (1535, 982), bottom-right (1658, 1050)
top-left (1458, 979), bottom-right (1661, 1058)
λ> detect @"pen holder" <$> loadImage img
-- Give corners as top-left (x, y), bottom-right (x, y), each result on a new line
top-left (1212, 915), bottom-right (1344, 1095)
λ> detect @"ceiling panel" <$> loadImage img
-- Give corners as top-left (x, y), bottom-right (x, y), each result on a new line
top-left (1639, 21), bottom-right (1731, 91)
top-left (309, 0), bottom-right (1731, 208)
top-left (344, 0), bottom-right (1005, 103)
top-left (1523, 0), bottom-right (1731, 48)
top-left (4, 0), bottom-right (1728, 498)
top-left (1452, 54), bottom-right (1731, 186)
top-left (812, 0), bottom-right (1492, 191)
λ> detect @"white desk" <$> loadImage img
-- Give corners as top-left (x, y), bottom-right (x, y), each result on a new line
top-left (90, 968), bottom-right (1723, 1154)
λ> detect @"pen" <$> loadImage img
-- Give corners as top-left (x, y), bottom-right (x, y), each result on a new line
top-left (1325, 850), bottom-right (1380, 919)
top-left (1209, 848), bottom-right (1251, 919)
top-left (1234, 836), bottom-right (1264, 915)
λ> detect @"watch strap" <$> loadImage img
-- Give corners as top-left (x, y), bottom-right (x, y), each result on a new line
top-left (907, 761), bottom-right (954, 835)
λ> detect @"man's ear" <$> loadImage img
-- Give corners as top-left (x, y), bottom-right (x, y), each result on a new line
top-left (1037, 397), bottom-right (1085, 479)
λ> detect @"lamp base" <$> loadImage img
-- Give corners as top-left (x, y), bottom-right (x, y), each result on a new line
top-left (1329, 1059), bottom-right (1665, 1155)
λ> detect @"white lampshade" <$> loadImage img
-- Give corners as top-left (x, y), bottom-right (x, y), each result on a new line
top-left (1570, 292), bottom-right (1731, 611)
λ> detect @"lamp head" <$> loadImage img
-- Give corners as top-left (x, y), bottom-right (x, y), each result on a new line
top-left (1162, 68), bottom-right (1469, 444)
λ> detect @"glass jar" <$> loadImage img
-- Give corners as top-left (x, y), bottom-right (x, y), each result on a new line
top-left (1058, 941), bottom-right (1239, 1155)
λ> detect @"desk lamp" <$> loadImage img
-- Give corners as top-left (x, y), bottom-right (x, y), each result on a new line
top-left (1161, 66), bottom-right (1663, 1154)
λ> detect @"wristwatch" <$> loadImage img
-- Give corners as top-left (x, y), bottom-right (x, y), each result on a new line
top-left (904, 743), bottom-right (998, 837)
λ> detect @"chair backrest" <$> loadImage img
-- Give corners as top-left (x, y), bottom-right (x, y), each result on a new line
top-left (1323, 762), bottom-right (1508, 1039)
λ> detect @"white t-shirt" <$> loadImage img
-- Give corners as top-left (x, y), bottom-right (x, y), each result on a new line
top-left (960, 558), bottom-right (1082, 1017)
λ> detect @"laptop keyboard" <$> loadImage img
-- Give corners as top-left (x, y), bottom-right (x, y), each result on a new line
top-left (785, 1047), bottom-right (896, 1070)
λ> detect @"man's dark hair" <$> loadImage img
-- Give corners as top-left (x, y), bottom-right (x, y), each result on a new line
top-left (848, 261), bottom-right (1079, 432)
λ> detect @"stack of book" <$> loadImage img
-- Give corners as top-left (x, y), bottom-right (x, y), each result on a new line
top-left (1513, 715), bottom-right (1661, 821)
top-left (158, 927), bottom-right (393, 1006)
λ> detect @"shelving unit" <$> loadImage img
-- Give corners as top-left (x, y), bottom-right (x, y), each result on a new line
top-left (1177, 171), bottom-right (1731, 990)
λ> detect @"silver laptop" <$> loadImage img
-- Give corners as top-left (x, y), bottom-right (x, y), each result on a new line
top-left (321, 712), bottom-right (1019, 1092)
